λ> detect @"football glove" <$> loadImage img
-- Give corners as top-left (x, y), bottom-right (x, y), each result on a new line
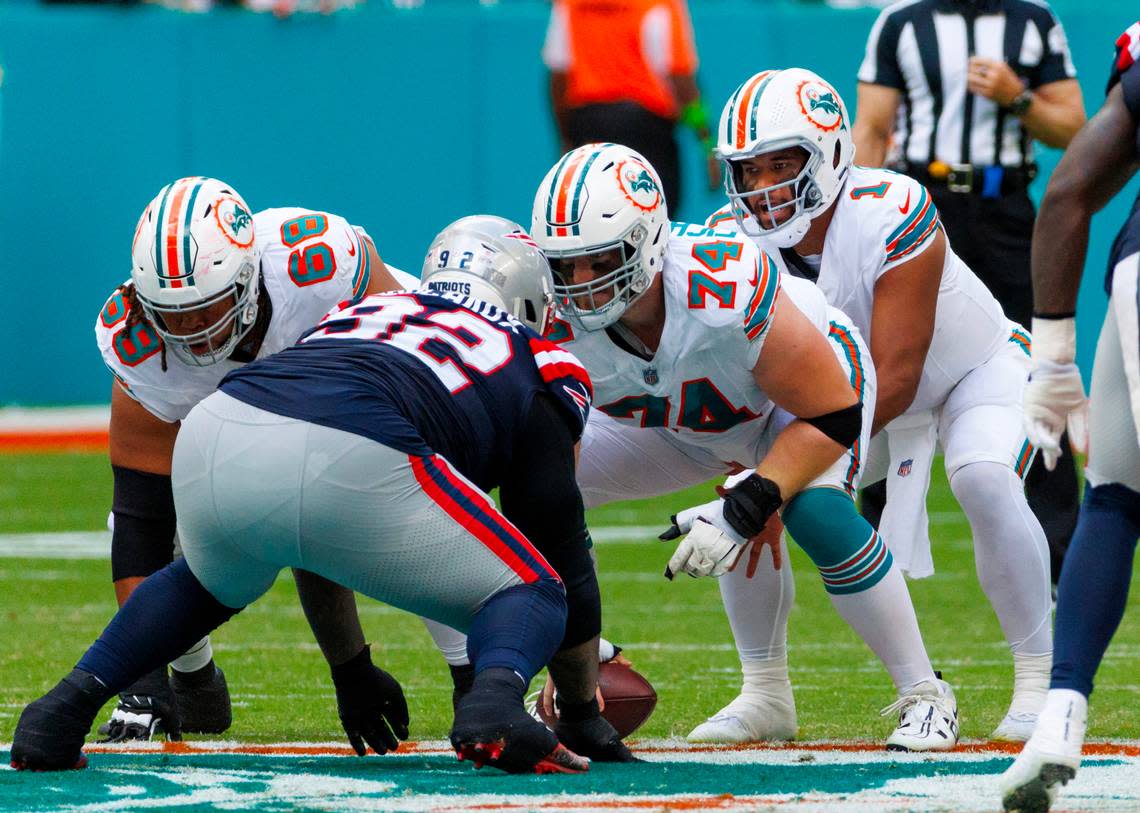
top-left (662, 518), bottom-right (741, 579)
top-left (331, 645), bottom-right (410, 756)
top-left (1024, 359), bottom-right (1088, 471)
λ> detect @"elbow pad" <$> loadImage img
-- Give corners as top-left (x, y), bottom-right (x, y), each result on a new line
top-left (803, 401), bottom-right (863, 449)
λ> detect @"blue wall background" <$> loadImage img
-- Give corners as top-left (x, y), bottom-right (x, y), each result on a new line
top-left (0, 0), bottom-right (1135, 405)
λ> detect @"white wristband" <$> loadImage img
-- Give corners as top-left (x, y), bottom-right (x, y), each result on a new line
top-left (1030, 317), bottom-right (1077, 365)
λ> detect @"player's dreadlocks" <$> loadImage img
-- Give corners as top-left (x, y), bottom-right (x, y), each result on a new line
top-left (116, 281), bottom-right (169, 372)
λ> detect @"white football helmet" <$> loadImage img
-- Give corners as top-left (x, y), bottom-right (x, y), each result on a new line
top-left (531, 143), bottom-right (670, 332)
top-left (420, 215), bottom-right (556, 334)
top-left (130, 177), bottom-right (260, 366)
top-left (716, 68), bottom-right (855, 248)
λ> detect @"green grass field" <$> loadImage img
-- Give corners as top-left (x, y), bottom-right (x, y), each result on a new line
top-left (3, 451), bottom-right (1139, 747)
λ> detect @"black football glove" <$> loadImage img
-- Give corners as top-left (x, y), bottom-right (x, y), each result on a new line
top-left (330, 645), bottom-right (409, 756)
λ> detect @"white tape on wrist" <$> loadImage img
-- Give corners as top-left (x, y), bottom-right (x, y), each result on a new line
top-left (1030, 317), bottom-right (1076, 364)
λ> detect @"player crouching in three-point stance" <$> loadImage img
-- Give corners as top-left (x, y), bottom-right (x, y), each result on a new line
top-left (13, 216), bottom-right (595, 775)
top-left (709, 68), bottom-right (1052, 744)
top-left (1001, 23), bottom-right (1140, 813)
top-left (532, 142), bottom-right (957, 751)
top-left (94, 176), bottom-right (413, 742)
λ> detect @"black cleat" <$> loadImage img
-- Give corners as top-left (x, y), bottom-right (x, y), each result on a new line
top-left (555, 714), bottom-right (639, 763)
top-left (11, 669), bottom-right (112, 771)
top-left (171, 662), bottom-right (232, 734)
top-left (450, 668), bottom-right (589, 774)
top-left (97, 665), bottom-right (181, 743)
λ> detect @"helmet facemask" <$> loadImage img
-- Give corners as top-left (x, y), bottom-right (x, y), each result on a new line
top-left (725, 140), bottom-right (827, 249)
top-left (546, 222), bottom-right (655, 332)
top-left (139, 260), bottom-right (259, 367)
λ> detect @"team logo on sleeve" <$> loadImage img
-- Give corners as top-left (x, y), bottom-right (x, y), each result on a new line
top-left (796, 80), bottom-right (846, 133)
top-left (213, 196), bottom-right (255, 249)
top-left (616, 159), bottom-right (662, 213)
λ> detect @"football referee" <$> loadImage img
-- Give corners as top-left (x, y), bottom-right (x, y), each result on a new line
top-left (851, 0), bottom-right (1087, 585)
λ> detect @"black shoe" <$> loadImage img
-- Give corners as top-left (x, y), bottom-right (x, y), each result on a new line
top-left (450, 668), bottom-right (589, 774)
top-left (554, 698), bottom-right (639, 762)
top-left (97, 666), bottom-right (181, 743)
top-left (555, 715), bottom-right (639, 762)
top-left (171, 662), bottom-right (232, 734)
top-left (12, 669), bottom-right (111, 771)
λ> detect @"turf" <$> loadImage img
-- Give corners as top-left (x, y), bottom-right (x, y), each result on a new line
top-left (2, 451), bottom-right (1138, 746)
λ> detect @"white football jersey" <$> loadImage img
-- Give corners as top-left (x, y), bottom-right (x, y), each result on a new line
top-left (709, 166), bottom-right (1009, 412)
top-left (553, 221), bottom-right (830, 466)
top-left (96, 207), bottom-right (385, 423)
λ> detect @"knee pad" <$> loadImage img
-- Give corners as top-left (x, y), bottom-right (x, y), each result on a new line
top-left (782, 487), bottom-right (893, 595)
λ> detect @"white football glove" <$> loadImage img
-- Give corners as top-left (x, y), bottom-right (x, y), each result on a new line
top-left (662, 496), bottom-right (748, 545)
top-left (665, 519), bottom-right (741, 579)
top-left (1024, 359), bottom-right (1089, 471)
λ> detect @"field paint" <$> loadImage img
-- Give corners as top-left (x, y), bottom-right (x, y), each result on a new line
top-left (2, 740), bottom-right (1138, 813)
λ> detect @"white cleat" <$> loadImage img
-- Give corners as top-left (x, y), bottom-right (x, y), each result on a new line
top-left (687, 691), bottom-right (797, 743)
top-left (882, 678), bottom-right (959, 752)
top-left (999, 689), bottom-right (1086, 813)
top-left (991, 710), bottom-right (1039, 742)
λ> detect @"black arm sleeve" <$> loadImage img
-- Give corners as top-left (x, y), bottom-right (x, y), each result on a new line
top-left (110, 464), bottom-right (178, 581)
top-left (500, 393), bottom-right (600, 649)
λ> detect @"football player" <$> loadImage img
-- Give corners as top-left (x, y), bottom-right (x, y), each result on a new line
top-left (1000, 23), bottom-right (1140, 812)
top-left (532, 143), bottom-right (958, 751)
top-left (712, 69), bottom-right (1053, 742)
top-left (13, 216), bottom-right (596, 775)
top-left (94, 176), bottom-right (413, 741)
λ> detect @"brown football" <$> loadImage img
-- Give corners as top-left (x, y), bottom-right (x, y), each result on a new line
top-left (538, 661), bottom-right (657, 738)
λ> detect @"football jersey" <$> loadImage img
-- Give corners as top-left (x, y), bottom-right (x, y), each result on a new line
top-left (219, 290), bottom-right (593, 493)
top-left (709, 166), bottom-right (1009, 412)
top-left (1106, 22), bottom-right (1140, 290)
top-left (95, 208), bottom-right (382, 423)
top-left (551, 222), bottom-right (799, 465)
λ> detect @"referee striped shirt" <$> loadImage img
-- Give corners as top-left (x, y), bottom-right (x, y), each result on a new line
top-left (858, 0), bottom-right (1076, 168)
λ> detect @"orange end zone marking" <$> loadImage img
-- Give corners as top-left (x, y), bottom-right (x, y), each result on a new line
top-left (81, 739), bottom-right (1140, 758)
top-left (0, 430), bottom-right (109, 453)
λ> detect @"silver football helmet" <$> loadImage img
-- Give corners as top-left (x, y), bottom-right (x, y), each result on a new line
top-left (420, 215), bottom-right (556, 334)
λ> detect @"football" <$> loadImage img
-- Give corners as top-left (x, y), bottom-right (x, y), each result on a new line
top-left (537, 661), bottom-right (658, 738)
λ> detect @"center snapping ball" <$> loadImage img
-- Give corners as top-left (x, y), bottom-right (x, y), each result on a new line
top-left (537, 661), bottom-right (657, 738)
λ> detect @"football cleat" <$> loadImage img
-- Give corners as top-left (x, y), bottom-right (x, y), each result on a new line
top-left (992, 710), bottom-right (1040, 742)
top-left (687, 685), bottom-right (797, 743)
top-left (451, 669), bottom-right (589, 774)
top-left (882, 678), bottom-right (959, 752)
top-left (97, 692), bottom-right (183, 743)
top-left (999, 689), bottom-right (1086, 813)
top-left (11, 669), bottom-right (111, 771)
top-left (554, 710), bottom-right (639, 763)
top-left (171, 662), bottom-right (232, 734)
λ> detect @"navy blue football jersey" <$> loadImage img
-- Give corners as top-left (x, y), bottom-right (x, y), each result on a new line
top-left (220, 291), bottom-right (593, 491)
top-left (1106, 22), bottom-right (1140, 291)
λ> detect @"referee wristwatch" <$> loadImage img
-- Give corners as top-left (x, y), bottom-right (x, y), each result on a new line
top-left (1005, 88), bottom-right (1033, 117)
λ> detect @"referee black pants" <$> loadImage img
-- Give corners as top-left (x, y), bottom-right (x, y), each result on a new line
top-left (565, 102), bottom-right (681, 215)
top-left (862, 187), bottom-right (1080, 585)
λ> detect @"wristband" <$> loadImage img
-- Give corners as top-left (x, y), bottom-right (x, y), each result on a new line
top-left (722, 473), bottom-right (783, 540)
top-left (1030, 316), bottom-right (1077, 364)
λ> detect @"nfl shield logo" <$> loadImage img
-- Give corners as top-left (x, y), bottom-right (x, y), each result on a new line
top-left (897, 458), bottom-right (913, 477)
top-left (643, 367), bottom-right (659, 385)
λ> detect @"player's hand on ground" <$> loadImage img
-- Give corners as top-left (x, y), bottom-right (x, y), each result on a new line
top-left (330, 645), bottom-right (409, 756)
top-left (1024, 359), bottom-right (1089, 470)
